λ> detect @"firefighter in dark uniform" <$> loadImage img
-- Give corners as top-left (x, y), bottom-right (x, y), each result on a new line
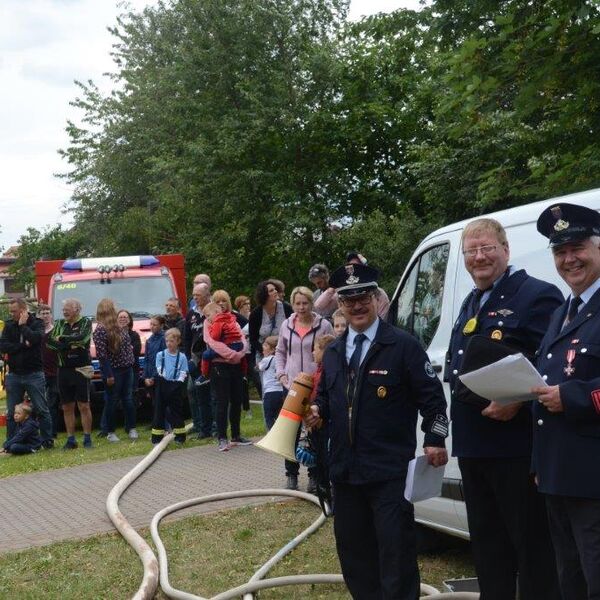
top-left (532, 203), bottom-right (600, 600)
top-left (306, 262), bottom-right (449, 600)
top-left (445, 218), bottom-right (562, 600)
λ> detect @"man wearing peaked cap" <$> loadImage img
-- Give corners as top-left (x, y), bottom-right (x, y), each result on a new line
top-left (445, 217), bottom-right (562, 600)
top-left (313, 253), bottom-right (391, 319)
top-left (532, 202), bottom-right (600, 600)
top-left (306, 261), bottom-right (449, 599)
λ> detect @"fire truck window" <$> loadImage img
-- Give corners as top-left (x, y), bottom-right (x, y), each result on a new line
top-left (52, 277), bottom-right (176, 320)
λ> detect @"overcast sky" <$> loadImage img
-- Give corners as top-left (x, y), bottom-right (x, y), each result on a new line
top-left (0, 0), bottom-right (423, 251)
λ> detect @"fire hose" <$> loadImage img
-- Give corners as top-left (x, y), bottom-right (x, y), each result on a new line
top-left (106, 428), bottom-right (479, 600)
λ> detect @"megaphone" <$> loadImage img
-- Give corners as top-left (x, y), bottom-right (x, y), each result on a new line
top-left (255, 372), bottom-right (313, 462)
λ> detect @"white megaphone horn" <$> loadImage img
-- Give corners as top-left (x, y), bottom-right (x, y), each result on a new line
top-left (255, 372), bottom-right (314, 462)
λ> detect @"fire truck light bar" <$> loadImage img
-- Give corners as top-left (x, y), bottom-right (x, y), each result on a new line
top-left (62, 256), bottom-right (159, 271)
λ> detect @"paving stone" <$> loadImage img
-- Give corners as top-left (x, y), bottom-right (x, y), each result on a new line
top-left (0, 442), bottom-right (310, 554)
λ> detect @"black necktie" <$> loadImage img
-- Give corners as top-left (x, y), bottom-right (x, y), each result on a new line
top-left (565, 296), bottom-right (583, 326)
top-left (470, 288), bottom-right (486, 318)
top-left (349, 333), bottom-right (367, 377)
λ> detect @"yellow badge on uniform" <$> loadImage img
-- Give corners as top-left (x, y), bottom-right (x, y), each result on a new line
top-left (463, 317), bottom-right (477, 335)
top-left (491, 329), bottom-right (503, 340)
top-left (377, 386), bottom-right (387, 399)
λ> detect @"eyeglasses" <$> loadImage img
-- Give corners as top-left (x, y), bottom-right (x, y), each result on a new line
top-left (339, 293), bottom-right (374, 307)
top-left (462, 244), bottom-right (499, 257)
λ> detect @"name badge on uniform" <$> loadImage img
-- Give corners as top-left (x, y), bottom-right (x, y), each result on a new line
top-left (463, 317), bottom-right (477, 335)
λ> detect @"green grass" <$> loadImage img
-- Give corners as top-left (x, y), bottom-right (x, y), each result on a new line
top-left (0, 402), bottom-right (267, 479)
top-left (0, 501), bottom-right (475, 599)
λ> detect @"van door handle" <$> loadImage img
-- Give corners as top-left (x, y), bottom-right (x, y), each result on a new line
top-left (430, 362), bottom-right (442, 373)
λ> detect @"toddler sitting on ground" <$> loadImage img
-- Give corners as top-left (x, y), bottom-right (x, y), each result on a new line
top-left (1, 403), bottom-right (42, 455)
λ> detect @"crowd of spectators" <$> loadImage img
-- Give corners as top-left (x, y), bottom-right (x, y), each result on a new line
top-left (0, 254), bottom-right (389, 492)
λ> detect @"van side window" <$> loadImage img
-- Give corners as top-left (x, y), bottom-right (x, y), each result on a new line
top-left (395, 244), bottom-right (449, 349)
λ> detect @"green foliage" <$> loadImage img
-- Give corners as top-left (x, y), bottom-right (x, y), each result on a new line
top-left (8, 226), bottom-right (89, 292)
top-left (42, 0), bottom-right (600, 296)
top-left (412, 0), bottom-right (600, 219)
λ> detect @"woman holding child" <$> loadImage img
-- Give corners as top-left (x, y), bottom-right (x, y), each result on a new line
top-left (203, 290), bottom-right (251, 452)
top-left (275, 286), bottom-right (333, 491)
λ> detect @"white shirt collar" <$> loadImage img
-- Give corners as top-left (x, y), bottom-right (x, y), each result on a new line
top-left (573, 277), bottom-right (600, 305)
top-left (347, 317), bottom-right (380, 346)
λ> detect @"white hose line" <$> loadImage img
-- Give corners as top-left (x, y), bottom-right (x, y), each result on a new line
top-left (151, 489), bottom-right (338, 600)
top-left (107, 429), bottom-right (479, 600)
top-left (106, 431), bottom-right (176, 600)
top-left (150, 488), bottom-right (472, 600)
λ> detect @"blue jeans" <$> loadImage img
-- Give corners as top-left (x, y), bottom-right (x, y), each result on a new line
top-left (6, 442), bottom-right (38, 454)
top-left (101, 367), bottom-right (135, 433)
top-left (5, 371), bottom-right (52, 442)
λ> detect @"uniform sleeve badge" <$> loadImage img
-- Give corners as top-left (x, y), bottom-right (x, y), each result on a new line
top-left (424, 361), bottom-right (437, 378)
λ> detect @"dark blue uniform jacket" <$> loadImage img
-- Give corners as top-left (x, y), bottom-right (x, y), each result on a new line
top-left (445, 269), bottom-right (563, 458)
top-left (316, 319), bottom-right (448, 484)
top-left (534, 287), bottom-right (600, 499)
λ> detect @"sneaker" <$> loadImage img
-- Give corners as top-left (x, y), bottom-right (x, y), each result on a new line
top-left (218, 438), bottom-right (230, 452)
top-left (63, 439), bottom-right (78, 450)
top-left (83, 438), bottom-right (93, 449)
top-left (285, 475), bottom-right (299, 490)
top-left (128, 429), bottom-right (139, 440)
top-left (231, 437), bottom-right (252, 446)
top-left (42, 439), bottom-right (55, 450)
top-left (106, 432), bottom-right (120, 443)
top-left (307, 476), bottom-right (318, 495)
top-left (194, 375), bottom-right (210, 387)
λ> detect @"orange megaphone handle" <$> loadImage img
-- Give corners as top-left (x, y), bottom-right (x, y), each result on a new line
top-left (281, 372), bottom-right (314, 416)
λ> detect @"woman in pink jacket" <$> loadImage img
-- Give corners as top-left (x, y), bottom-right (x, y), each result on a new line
top-left (275, 286), bottom-right (333, 491)
top-left (203, 290), bottom-right (250, 452)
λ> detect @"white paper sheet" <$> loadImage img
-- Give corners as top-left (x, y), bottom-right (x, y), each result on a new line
top-left (458, 353), bottom-right (547, 405)
top-left (404, 454), bottom-right (445, 503)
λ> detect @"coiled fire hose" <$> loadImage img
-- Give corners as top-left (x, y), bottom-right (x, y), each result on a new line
top-left (106, 427), bottom-right (479, 600)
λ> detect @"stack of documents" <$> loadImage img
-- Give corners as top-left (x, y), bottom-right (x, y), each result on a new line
top-left (458, 353), bottom-right (546, 405)
top-left (404, 455), bottom-right (445, 503)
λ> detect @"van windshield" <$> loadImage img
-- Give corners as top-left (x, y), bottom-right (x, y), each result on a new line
top-left (52, 276), bottom-right (175, 320)
top-left (395, 243), bottom-right (449, 349)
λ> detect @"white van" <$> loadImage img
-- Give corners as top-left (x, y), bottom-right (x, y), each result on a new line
top-left (388, 187), bottom-right (600, 539)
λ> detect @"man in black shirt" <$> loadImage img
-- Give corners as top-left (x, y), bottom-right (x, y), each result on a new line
top-left (0, 298), bottom-right (53, 448)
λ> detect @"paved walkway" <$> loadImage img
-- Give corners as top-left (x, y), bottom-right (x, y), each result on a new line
top-left (0, 443), bottom-right (306, 554)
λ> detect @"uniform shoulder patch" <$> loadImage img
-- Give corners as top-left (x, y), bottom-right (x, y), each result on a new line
top-left (424, 361), bottom-right (437, 378)
top-left (430, 415), bottom-right (449, 437)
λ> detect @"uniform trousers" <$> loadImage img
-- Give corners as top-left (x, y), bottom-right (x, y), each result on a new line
top-left (151, 377), bottom-right (186, 443)
top-left (545, 494), bottom-right (600, 600)
top-left (333, 478), bottom-right (419, 600)
top-left (458, 456), bottom-right (559, 600)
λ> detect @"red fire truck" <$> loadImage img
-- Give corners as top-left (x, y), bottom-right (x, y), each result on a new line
top-left (35, 254), bottom-right (187, 403)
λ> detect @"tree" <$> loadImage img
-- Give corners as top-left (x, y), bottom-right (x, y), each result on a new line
top-left (8, 226), bottom-right (88, 292)
top-left (410, 0), bottom-right (600, 221)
